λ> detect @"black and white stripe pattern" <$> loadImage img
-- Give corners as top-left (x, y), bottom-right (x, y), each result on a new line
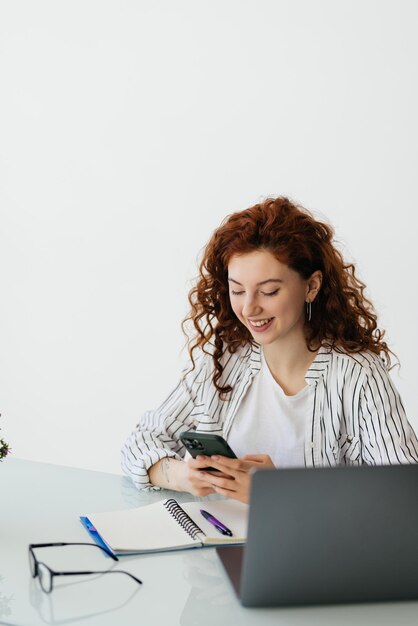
top-left (121, 344), bottom-right (418, 489)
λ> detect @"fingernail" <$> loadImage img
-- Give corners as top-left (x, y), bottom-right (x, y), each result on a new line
top-left (212, 455), bottom-right (220, 460)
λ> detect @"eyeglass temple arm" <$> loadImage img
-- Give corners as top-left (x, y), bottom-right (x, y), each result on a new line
top-left (29, 542), bottom-right (118, 561)
top-left (53, 570), bottom-right (142, 585)
top-left (30, 543), bottom-right (68, 548)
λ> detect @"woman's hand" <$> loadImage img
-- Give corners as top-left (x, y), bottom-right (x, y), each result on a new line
top-left (149, 456), bottom-right (216, 496)
top-left (196, 454), bottom-right (275, 503)
top-left (178, 456), bottom-right (221, 497)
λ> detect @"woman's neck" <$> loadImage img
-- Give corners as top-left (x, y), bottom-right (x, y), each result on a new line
top-left (262, 335), bottom-right (320, 378)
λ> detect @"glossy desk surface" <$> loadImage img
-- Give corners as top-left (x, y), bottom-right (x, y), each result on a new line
top-left (1, 458), bottom-right (418, 626)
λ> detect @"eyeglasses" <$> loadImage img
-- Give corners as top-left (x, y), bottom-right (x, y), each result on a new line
top-left (28, 542), bottom-right (142, 593)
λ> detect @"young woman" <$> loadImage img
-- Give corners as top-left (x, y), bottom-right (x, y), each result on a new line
top-left (121, 197), bottom-right (418, 503)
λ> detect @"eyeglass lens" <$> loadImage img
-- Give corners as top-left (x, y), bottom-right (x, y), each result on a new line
top-left (37, 562), bottom-right (53, 593)
top-left (28, 549), bottom-right (36, 577)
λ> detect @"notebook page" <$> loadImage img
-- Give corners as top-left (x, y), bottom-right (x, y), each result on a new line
top-left (88, 500), bottom-right (200, 553)
top-left (182, 499), bottom-right (249, 544)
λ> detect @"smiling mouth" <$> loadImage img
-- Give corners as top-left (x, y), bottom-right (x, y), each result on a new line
top-left (248, 317), bottom-right (274, 331)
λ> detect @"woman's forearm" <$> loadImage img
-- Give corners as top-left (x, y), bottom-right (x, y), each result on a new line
top-left (148, 457), bottom-right (184, 490)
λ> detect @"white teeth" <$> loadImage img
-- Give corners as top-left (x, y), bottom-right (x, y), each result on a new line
top-left (251, 318), bottom-right (272, 327)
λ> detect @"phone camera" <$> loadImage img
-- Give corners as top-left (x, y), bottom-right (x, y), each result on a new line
top-left (183, 436), bottom-right (205, 451)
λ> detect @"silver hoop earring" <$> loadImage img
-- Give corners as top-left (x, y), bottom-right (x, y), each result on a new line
top-left (306, 301), bottom-right (312, 322)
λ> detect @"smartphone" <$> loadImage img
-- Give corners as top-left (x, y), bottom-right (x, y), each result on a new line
top-left (179, 431), bottom-right (237, 471)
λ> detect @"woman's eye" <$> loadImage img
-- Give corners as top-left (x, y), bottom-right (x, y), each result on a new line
top-left (230, 289), bottom-right (279, 296)
top-left (261, 290), bottom-right (279, 297)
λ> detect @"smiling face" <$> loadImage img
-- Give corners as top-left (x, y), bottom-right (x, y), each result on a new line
top-left (228, 249), bottom-right (319, 348)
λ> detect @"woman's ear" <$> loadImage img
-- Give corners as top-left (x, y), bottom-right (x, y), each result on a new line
top-left (306, 270), bottom-right (322, 302)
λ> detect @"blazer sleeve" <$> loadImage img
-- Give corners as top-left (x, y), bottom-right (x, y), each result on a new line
top-left (121, 353), bottom-right (209, 490)
top-left (359, 356), bottom-right (418, 465)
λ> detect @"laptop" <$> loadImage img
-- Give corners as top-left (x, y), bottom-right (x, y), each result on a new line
top-left (217, 464), bottom-right (418, 607)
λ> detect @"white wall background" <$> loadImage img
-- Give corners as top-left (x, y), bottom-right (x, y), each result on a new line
top-left (1, 0), bottom-right (417, 475)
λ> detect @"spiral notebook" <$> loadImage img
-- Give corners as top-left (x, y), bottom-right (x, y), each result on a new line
top-left (80, 498), bottom-right (248, 555)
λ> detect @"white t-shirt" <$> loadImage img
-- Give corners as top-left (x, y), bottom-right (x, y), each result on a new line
top-left (227, 348), bottom-right (314, 468)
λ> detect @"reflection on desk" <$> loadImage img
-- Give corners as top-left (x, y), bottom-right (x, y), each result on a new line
top-left (29, 572), bottom-right (142, 624)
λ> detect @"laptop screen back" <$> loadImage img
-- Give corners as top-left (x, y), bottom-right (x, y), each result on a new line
top-left (236, 465), bottom-right (418, 607)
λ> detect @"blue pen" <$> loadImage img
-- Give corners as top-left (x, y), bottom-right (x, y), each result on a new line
top-left (80, 516), bottom-right (115, 558)
top-left (200, 509), bottom-right (233, 537)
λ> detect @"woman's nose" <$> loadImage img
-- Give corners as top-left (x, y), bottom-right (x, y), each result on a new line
top-left (242, 295), bottom-right (262, 318)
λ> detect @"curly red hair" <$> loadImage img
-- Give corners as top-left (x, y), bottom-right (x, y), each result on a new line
top-left (182, 196), bottom-right (393, 398)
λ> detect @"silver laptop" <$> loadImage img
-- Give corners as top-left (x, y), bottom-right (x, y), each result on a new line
top-left (217, 464), bottom-right (418, 607)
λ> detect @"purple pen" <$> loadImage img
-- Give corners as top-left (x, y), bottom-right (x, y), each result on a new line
top-left (200, 509), bottom-right (233, 537)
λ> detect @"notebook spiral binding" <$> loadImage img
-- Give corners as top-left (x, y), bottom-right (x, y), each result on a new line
top-left (164, 498), bottom-right (205, 540)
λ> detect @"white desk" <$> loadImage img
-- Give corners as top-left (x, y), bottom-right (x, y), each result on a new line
top-left (1, 458), bottom-right (418, 626)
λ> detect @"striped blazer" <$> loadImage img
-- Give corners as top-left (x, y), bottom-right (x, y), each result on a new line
top-left (121, 343), bottom-right (418, 490)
